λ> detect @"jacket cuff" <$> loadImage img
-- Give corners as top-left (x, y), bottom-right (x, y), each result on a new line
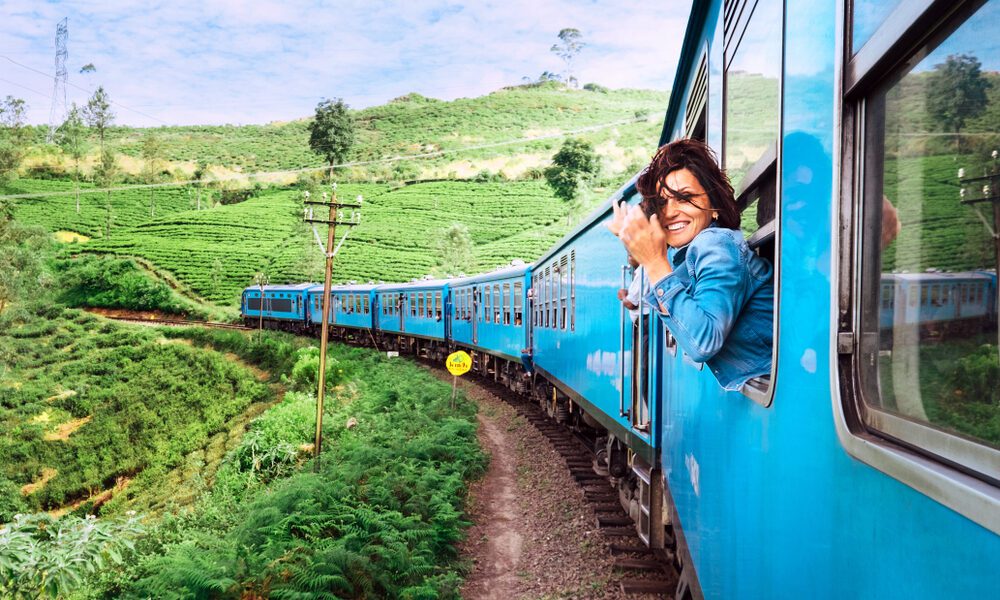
top-left (644, 272), bottom-right (684, 316)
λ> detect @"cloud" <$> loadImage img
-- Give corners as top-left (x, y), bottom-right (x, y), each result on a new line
top-left (0, 0), bottom-right (691, 126)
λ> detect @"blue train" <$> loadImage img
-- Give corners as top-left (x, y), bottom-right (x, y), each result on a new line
top-left (244, 0), bottom-right (1000, 596)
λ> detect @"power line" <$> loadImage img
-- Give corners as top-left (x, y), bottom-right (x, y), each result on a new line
top-left (1, 54), bottom-right (172, 126)
top-left (0, 115), bottom-right (651, 201)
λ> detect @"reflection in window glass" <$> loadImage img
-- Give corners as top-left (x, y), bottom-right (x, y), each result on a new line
top-left (852, 0), bottom-right (902, 54)
top-left (724, 0), bottom-right (781, 192)
top-left (862, 1), bottom-right (1000, 451)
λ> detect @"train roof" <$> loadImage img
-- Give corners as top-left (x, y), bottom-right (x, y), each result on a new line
top-left (450, 262), bottom-right (531, 287)
top-left (244, 282), bottom-right (318, 293)
top-left (374, 278), bottom-right (452, 292)
top-left (533, 171), bottom-right (641, 267)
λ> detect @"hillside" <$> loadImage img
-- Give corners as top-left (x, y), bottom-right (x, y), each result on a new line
top-left (27, 83), bottom-right (667, 182)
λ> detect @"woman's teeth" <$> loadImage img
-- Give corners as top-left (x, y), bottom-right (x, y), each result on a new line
top-left (667, 222), bottom-right (687, 231)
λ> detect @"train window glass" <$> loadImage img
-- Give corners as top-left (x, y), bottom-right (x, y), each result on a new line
top-left (503, 283), bottom-right (511, 325)
top-left (435, 292), bottom-right (442, 319)
top-left (723, 0), bottom-right (781, 193)
top-left (356, 295), bottom-right (362, 314)
top-left (856, 1), bottom-right (1000, 464)
top-left (364, 296), bottom-right (369, 315)
top-left (560, 255), bottom-right (569, 330)
top-left (514, 282), bottom-right (523, 326)
top-left (570, 250), bottom-right (576, 331)
top-left (410, 293), bottom-right (416, 317)
top-left (493, 284), bottom-right (503, 324)
top-left (851, 0), bottom-right (902, 55)
top-left (484, 286), bottom-right (491, 324)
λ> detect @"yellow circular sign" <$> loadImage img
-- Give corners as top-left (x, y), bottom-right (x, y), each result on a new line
top-left (446, 350), bottom-right (472, 376)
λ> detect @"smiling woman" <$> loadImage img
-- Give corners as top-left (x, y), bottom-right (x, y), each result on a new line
top-left (609, 138), bottom-right (774, 390)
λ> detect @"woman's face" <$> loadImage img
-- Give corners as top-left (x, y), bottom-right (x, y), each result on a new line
top-left (657, 168), bottom-right (714, 248)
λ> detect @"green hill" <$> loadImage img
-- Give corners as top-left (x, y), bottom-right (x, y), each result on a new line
top-left (27, 83), bottom-right (667, 182)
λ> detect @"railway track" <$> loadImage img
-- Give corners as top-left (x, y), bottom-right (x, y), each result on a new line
top-left (450, 370), bottom-right (679, 598)
top-left (105, 315), bottom-right (252, 330)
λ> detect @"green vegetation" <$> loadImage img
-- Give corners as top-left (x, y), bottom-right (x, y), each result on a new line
top-left (544, 137), bottom-right (601, 202)
top-left (72, 339), bottom-right (486, 599)
top-left (0, 304), bottom-right (271, 513)
top-left (309, 98), bottom-right (356, 179)
top-left (54, 254), bottom-right (214, 318)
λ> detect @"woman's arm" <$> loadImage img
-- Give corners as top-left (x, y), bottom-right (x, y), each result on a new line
top-left (645, 231), bottom-right (746, 363)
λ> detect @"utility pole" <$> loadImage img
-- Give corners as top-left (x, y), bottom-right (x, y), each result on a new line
top-left (254, 272), bottom-right (269, 340)
top-left (304, 184), bottom-right (362, 470)
top-left (958, 149), bottom-right (1000, 359)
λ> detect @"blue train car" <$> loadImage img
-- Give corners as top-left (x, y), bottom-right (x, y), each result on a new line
top-left (375, 279), bottom-right (451, 359)
top-left (652, 1), bottom-right (1000, 598)
top-left (450, 263), bottom-right (531, 389)
top-left (305, 284), bottom-right (378, 343)
top-left (241, 283), bottom-right (314, 331)
top-left (880, 272), bottom-right (996, 332)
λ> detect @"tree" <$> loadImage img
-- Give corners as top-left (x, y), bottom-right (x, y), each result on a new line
top-left (93, 148), bottom-right (119, 237)
top-left (82, 86), bottom-right (114, 153)
top-left (56, 103), bottom-right (89, 213)
top-left (193, 159), bottom-right (209, 210)
top-left (544, 138), bottom-right (600, 203)
top-left (927, 53), bottom-right (992, 148)
top-left (308, 98), bottom-right (355, 181)
top-left (0, 96), bottom-right (29, 186)
top-left (436, 222), bottom-right (473, 276)
top-left (141, 133), bottom-right (164, 217)
top-left (0, 209), bottom-right (49, 316)
top-left (550, 28), bottom-right (585, 88)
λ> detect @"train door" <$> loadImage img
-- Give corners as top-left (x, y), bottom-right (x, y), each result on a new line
top-left (620, 261), bottom-right (651, 431)
top-left (472, 286), bottom-right (479, 344)
top-left (399, 294), bottom-right (406, 331)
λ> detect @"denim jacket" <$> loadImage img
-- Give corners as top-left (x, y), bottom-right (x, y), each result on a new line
top-left (643, 225), bottom-right (774, 390)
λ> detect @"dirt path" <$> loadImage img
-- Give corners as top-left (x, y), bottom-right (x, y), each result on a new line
top-left (461, 410), bottom-right (524, 599)
top-left (438, 370), bottom-right (658, 600)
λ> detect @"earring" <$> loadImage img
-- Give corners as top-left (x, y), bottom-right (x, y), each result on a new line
top-left (712, 212), bottom-right (718, 221)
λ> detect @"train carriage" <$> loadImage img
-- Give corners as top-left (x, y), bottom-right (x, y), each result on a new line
top-left (307, 284), bottom-right (378, 344)
top-left (241, 283), bottom-right (314, 331)
top-left (375, 279), bottom-right (451, 360)
top-left (652, 0), bottom-right (1000, 598)
top-left (449, 262), bottom-right (531, 390)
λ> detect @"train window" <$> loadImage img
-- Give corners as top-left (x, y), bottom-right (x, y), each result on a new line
top-left (723, 0), bottom-right (781, 196)
top-left (356, 295), bottom-right (362, 314)
top-left (435, 292), bottom-right (442, 320)
top-left (848, 0), bottom-right (1000, 483)
top-left (484, 286), bottom-right (491, 324)
top-left (560, 255), bottom-right (568, 330)
top-left (514, 282), bottom-right (523, 326)
top-left (685, 52), bottom-right (708, 141)
top-left (491, 285), bottom-right (499, 324)
top-left (503, 283), bottom-right (511, 325)
top-left (570, 250), bottom-right (576, 331)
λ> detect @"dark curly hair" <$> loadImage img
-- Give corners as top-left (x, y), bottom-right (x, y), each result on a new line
top-left (635, 138), bottom-right (740, 230)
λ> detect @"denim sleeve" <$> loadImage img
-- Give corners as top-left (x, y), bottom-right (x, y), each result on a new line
top-left (643, 232), bottom-right (746, 363)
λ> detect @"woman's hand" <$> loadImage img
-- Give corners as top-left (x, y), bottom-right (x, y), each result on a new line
top-left (609, 201), bottom-right (672, 282)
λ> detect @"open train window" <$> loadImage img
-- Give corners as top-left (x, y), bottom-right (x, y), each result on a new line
top-left (514, 282), bottom-right (523, 326)
top-left (502, 283), bottom-right (511, 325)
top-left (570, 251), bottom-right (576, 331)
top-left (723, 0), bottom-right (782, 404)
top-left (840, 0), bottom-right (1000, 527)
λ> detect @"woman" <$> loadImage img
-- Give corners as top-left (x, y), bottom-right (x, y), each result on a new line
top-left (609, 139), bottom-right (773, 390)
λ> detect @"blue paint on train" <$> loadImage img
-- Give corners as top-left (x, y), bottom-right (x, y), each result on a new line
top-left (241, 283), bottom-right (314, 323)
top-left (450, 264), bottom-right (530, 363)
top-left (375, 279), bottom-right (450, 341)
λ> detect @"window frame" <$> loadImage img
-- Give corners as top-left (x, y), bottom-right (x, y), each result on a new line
top-left (836, 0), bottom-right (1000, 534)
top-left (721, 0), bottom-right (783, 407)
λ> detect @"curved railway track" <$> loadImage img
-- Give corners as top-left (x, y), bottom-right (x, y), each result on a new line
top-left (423, 360), bottom-right (679, 597)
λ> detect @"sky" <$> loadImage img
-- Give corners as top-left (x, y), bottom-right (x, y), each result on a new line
top-left (0, 0), bottom-right (692, 128)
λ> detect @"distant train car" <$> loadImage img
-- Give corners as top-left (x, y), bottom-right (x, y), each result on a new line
top-left (375, 279), bottom-right (451, 359)
top-left (241, 283), bottom-right (314, 331)
top-left (306, 284), bottom-right (379, 344)
top-left (880, 272), bottom-right (996, 334)
top-left (449, 262), bottom-right (531, 391)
